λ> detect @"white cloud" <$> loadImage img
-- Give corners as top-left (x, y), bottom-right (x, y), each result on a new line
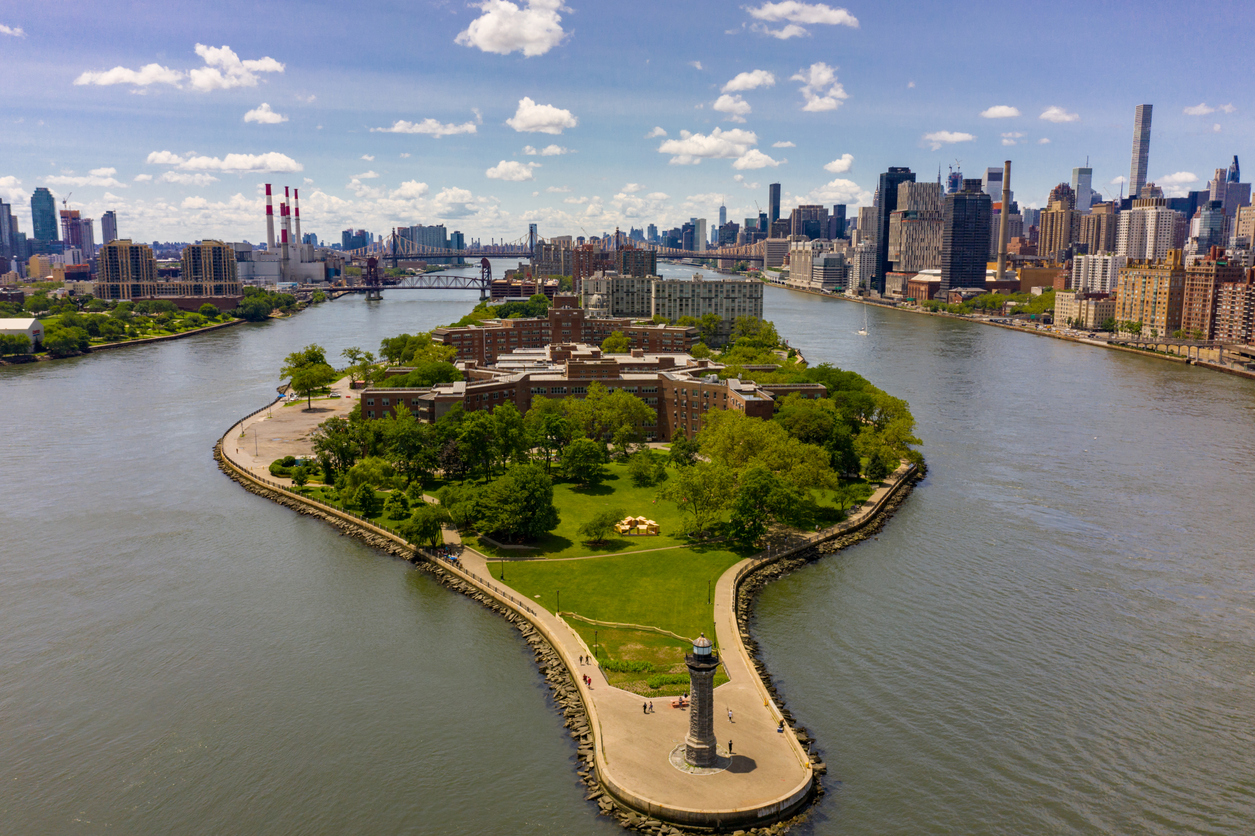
top-left (564, 196), bottom-right (589, 205)
top-left (1157, 171), bottom-right (1198, 186)
top-left (1181, 102), bottom-right (1234, 117)
top-left (645, 126), bottom-right (667, 138)
top-left (621, 183), bottom-right (643, 193)
top-left (747, 1), bottom-right (857, 37)
top-left (303, 177), bottom-right (313, 184)
top-left (733, 149), bottom-right (781, 170)
top-left (795, 178), bottom-right (872, 207)
top-left (733, 174), bottom-right (760, 190)
top-left (146, 150), bottom-right (303, 173)
top-left (506, 96), bottom-right (577, 134)
top-left (244, 102), bottom-right (287, 124)
top-left (523, 144), bottom-right (570, 155)
top-left (1213, 123), bottom-right (1222, 132)
top-left (74, 63), bottom-right (183, 88)
top-left (133, 174), bottom-right (153, 182)
top-left (922, 131), bottom-right (974, 151)
top-left (1039, 105), bottom-right (1078, 123)
top-left (824, 153), bottom-right (853, 173)
top-left (360, 154), bottom-right (375, 161)
top-left (772, 140), bottom-right (795, 148)
top-left (296, 94), bottom-right (316, 103)
top-left (351, 170), bottom-right (380, 179)
top-left (790, 62), bottom-right (848, 112)
top-left (486, 160), bottom-right (539, 181)
top-left (713, 94), bottom-right (752, 122)
top-left (689, 61), bottom-right (703, 70)
top-left (46, 168), bottom-right (127, 188)
top-left (390, 180), bottom-right (429, 199)
top-left (160, 171), bottom-right (219, 186)
top-left (371, 118), bottom-right (478, 137)
top-left (658, 127), bottom-right (758, 165)
top-left (980, 105), bottom-right (1020, 118)
top-left (1000, 131), bottom-right (1025, 146)
top-left (400, 152), bottom-right (411, 158)
top-left (455, 0), bottom-right (567, 57)
top-left (1, 24), bottom-right (28, 37)
top-left (1110, 176), bottom-right (1126, 186)
top-left (545, 185), bottom-right (571, 193)
top-left (0, 175), bottom-right (24, 202)
top-left (188, 44), bottom-right (284, 91)
top-left (907, 81), bottom-right (915, 88)
top-left (722, 70), bottom-right (776, 93)
top-left (1038, 137), bottom-right (1050, 144)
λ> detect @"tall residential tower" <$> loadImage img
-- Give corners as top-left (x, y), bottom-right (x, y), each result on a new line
top-left (1129, 104), bottom-right (1153, 199)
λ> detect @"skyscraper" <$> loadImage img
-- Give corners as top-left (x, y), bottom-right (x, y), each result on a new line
top-left (1129, 104), bottom-right (1153, 199)
top-left (873, 167), bottom-right (915, 294)
top-left (695, 218), bottom-right (707, 251)
top-left (101, 210), bottom-right (118, 246)
top-left (1071, 167), bottom-right (1094, 213)
top-left (829, 204), bottom-right (847, 239)
top-left (768, 183), bottom-right (781, 224)
top-left (31, 187), bottom-right (58, 243)
top-left (982, 167), bottom-right (1004, 202)
top-left (940, 179), bottom-right (992, 297)
top-left (718, 203), bottom-right (727, 228)
top-left (60, 210), bottom-right (96, 260)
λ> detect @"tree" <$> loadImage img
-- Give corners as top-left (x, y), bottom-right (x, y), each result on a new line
top-left (436, 483), bottom-right (479, 528)
top-left (474, 462), bottom-right (560, 542)
top-left (458, 410), bottom-right (499, 481)
top-left (525, 405), bottom-right (572, 474)
top-left (601, 331), bottom-right (631, 353)
top-left (386, 360), bottom-right (460, 388)
top-left (281, 344), bottom-right (329, 379)
top-left (350, 484), bottom-right (383, 517)
top-left (345, 456), bottom-right (400, 491)
top-left (198, 303), bottom-right (219, 318)
top-left (561, 437), bottom-right (607, 486)
top-left (383, 491), bottom-right (411, 519)
top-left (698, 313), bottom-right (722, 345)
top-left (384, 407), bottom-right (438, 486)
top-left (669, 435), bottom-right (699, 468)
top-left (660, 460), bottom-right (735, 538)
top-left (342, 347), bottom-right (375, 385)
top-left (438, 438), bottom-right (469, 483)
top-left (579, 507), bottom-right (626, 545)
top-left (727, 465), bottom-right (809, 546)
top-left (627, 450), bottom-right (664, 487)
top-left (492, 402), bottom-right (529, 466)
top-left (235, 296), bottom-right (273, 321)
top-left (311, 416), bottom-right (358, 477)
top-left (289, 363), bottom-right (336, 409)
top-left (0, 334), bottom-right (31, 356)
top-left (291, 466), bottom-right (309, 487)
top-left (399, 503), bottom-right (448, 548)
top-left (43, 326), bottom-right (90, 357)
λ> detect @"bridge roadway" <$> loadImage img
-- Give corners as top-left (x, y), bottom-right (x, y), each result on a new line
top-left (219, 393), bottom-right (917, 827)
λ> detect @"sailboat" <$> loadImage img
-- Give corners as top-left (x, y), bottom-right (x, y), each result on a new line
top-left (856, 302), bottom-right (869, 336)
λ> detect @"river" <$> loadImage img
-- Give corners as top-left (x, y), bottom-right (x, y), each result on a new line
top-left (2, 268), bottom-right (1252, 834)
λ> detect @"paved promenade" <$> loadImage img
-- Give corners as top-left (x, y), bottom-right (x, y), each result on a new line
top-left (219, 400), bottom-right (915, 825)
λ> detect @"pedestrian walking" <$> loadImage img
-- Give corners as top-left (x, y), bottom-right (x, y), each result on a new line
top-left (728, 708), bottom-right (733, 723)
top-left (643, 702), bottom-right (647, 714)
top-left (728, 739), bottom-right (733, 754)
top-left (649, 701), bottom-right (653, 713)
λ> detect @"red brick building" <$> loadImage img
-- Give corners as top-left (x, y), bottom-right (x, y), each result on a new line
top-left (1181, 247), bottom-right (1244, 339)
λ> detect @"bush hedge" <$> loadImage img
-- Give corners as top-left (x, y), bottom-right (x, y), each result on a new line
top-left (645, 673), bottom-right (691, 690)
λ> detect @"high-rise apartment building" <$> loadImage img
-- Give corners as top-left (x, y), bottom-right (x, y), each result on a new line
top-left (1129, 104), bottom-right (1153, 199)
top-left (888, 181), bottom-right (943, 272)
top-left (1212, 272), bottom-right (1255, 343)
top-left (1117, 198), bottom-right (1182, 262)
top-left (718, 203), bottom-right (727, 228)
top-left (181, 240), bottom-right (241, 292)
top-left (1114, 249), bottom-right (1185, 337)
top-left (940, 179), bottom-right (992, 297)
top-left (59, 210), bottom-right (96, 260)
top-left (1186, 201), bottom-right (1227, 262)
top-left (101, 211), bottom-right (118, 246)
top-left (1180, 248), bottom-right (1244, 339)
top-left (694, 219), bottom-right (707, 251)
top-left (1072, 254), bottom-right (1126, 293)
top-left (95, 239), bottom-right (157, 296)
top-left (873, 167), bottom-right (915, 294)
top-left (1079, 202), bottom-right (1119, 255)
top-left (829, 204), bottom-right (847, 240)
top-left (789, 205), bottom-right (828, 240)
top-left (0, 200), bottom-right (16, 266)
top-left (1072, 167), bottom-right (1094, 213)
top-left (768, 184), bottom-right (781, 223)
top-left (982, 167), bottom-right (1005, 203)
top-left (31, 188), bottom-right (58, 243)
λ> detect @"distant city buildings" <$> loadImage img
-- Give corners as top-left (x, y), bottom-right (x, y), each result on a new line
top-left (1129, 104), bottom-right (1153, 199)
top-left (1115, 249), bottom-right (1185, 337)
top-left (873, 167), bottom-right (916, 294)
top-left (939, 179), bottom-right (991, 298)
top-left (101, 210), bottom-right (118, 247)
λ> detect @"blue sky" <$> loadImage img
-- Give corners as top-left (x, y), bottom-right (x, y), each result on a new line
top-left (2, 0), bottom-right (1252, 244)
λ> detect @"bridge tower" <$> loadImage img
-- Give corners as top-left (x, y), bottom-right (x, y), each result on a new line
top-left (479, 257), bottom-right (491, 300)
top-left (364, 257), bottom-right (383, 301)
top-left (391, 229), bottom-right (400, 271)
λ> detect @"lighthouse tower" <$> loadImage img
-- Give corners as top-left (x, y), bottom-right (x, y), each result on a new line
top-left (684, 633), bottom-right (720, 767)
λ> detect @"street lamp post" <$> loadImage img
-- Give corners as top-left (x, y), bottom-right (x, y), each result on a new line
top-left (594, 629), bottom-right (598, 660)
top-left (253, 427), bottom-right (258, 457)
top-left (556, 589), bottom-right (560, 614)
top-left (499, 554), bottom-right (505, 581)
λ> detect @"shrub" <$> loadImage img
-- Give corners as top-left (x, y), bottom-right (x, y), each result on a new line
top-left (291, 467), bottom-right (308, 486)
top-left (0, 334), bottom-right (31, 356)
top-left (599, 659), bottom-right (655, 674)
top-left (268, 461), bottom-right (292, 477)
top-left (282, 455), bottom-right (297, 466)
top-left (646, 673), bottom-right (691, 690)
top-left (345, 456), bottom-right (400, 490)
top-left (383, 491), bottom-right (411, 519)
top-left (350, 484), bottom-right (383, 517)
top-left (198, 303), bottom-right (220, 318)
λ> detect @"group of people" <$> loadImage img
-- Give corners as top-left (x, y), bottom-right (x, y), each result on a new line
top-left (641, 701), bottom-right (655, 713)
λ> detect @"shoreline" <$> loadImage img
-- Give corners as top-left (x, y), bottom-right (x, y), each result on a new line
top-left (1, 317), bottom-right (248, 365)
top-left (214, 397), bottom-right (920, 833)
top-left (765, 283), bottom-right (1255, 382)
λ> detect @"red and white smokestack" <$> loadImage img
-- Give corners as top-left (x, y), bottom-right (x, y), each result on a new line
top-left (280, 202), bottom-right (290, 278)
top-left (265, 184), bottom-right (276, 250)
top-left (293, 188), bottom-right (302, 245)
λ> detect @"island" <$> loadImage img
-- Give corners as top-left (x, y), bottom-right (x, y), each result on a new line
top-left (215, 292), bottom-right (922, 833)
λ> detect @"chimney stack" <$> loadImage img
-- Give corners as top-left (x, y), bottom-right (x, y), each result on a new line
top-left (280, 198), bottom-right (290, 278)
top-left (996, 160), bottom-right (1012, 284)
top-left (265, 184), bottom-right (275, 250)
top-left (293, 188), bottom-right (302, 247)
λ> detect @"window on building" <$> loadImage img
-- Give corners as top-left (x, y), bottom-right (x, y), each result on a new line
top-left (366, 399), bottom-right (375, 406)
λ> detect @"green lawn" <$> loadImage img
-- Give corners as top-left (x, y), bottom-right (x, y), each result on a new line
top-left (468, 459), bottom-right (696, 560)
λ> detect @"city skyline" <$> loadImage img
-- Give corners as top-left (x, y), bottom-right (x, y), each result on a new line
top-left (2, 0), bottom-right (1252, 243)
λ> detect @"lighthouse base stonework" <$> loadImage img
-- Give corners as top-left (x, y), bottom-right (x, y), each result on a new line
top-left (683, 633), bottom-right (721, 768)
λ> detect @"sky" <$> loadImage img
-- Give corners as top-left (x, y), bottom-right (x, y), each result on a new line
top-left (2, 0), bottom-right (1253, 245)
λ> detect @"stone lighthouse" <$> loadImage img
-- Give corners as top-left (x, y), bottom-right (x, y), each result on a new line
top-left (684, 633), bottom-right (720, 767)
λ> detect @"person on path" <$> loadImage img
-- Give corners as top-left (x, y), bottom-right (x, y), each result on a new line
top-left (728, 708), bottom-right (733, 723)
top-left (643, 702), bottom-right (647, 714)
top-left (649, 701), bottom-right (653, 713)
top-left (728, 739), bottom-right (733, 754)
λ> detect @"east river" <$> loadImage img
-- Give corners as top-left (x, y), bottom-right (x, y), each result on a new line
top-left (2, 263), bottom-right (1253, 834)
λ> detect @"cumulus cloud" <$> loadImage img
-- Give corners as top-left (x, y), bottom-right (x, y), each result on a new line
top-left (133, 174), bottom-right (153, 182)
top-left (146, 150), bottom-right (303, 173)
top-left (545, 185), bottom-right (571, 193)
top-left (772, 141), bottom-right (795, 148)
top-left (1, 24), bottom-right (26, 37)
top-left (733, 174), bottom-right (760, 190)
top-left (563, 196), bottom-right (589, 205)
top-left (506, 96), bottom-right (577, 134)
top-left (923, 131), bottom-right (975, 150)
top-left (361, 154), bottom-right (375, 161)
top-left (46, 167), bottom-right (127, 188)
top-left (1110, 176), bottom-right (1126, 185)
top-left (1157, 171), bottom-right (1198, 185)
top-left (1000, 131), bottom-right (1025, 146)
top-left (455, 0), bottom-right (567, 57)
top-left (74, 44), bottom-right (283, 91)
top-left (689, 61), bottom-right (703, 70)
top-left (523, 144), bottom-right (570, 155)
top-left (790, 62), bottom-right (848, 111)
top-left (160, 171), bottom-right (219, 186)
top-left (713, 94), bottom-right (752, 122)
top-left (645, 126), bottom-right (667, 138)
top-left (486, 160), bottom-right (539, 181)
top-left (0, 175), bottom-right (25, 202)
top-left (980, 105), bottom-right (1020, 118)
top-left (244, 102), bottom-right (287, 123)
top-left (823, 153), bottom-right (853, 173)
top-left (400, 152), bottom-right (411, 158)
top-left (621, 183), bottom-right (643, 193)
top-left (747, 1), bottom-right (858, 38)
top-left (722, 70), bottom-right (775, 93)
top-left (658, 127), bottom-right (758, 165)
top-left (352, 170), bottom-right (380, 179)
top-left (796, 178), bottom-right (871, 207)
top-left (1040, 105), bottom-right (1078, 123)
top-left (1213, 123), bottom-right (1222, 132)
top-left (372, 118), bottom-right (478, 137)
top-left (1038, 137), bottom-right (1050, 144)
top-left (733, 149), bottom-right (781, 170)
top-left (74, 63), bottom-right (183, 88)
top-left (390, 180), bottom-right (430, 199)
